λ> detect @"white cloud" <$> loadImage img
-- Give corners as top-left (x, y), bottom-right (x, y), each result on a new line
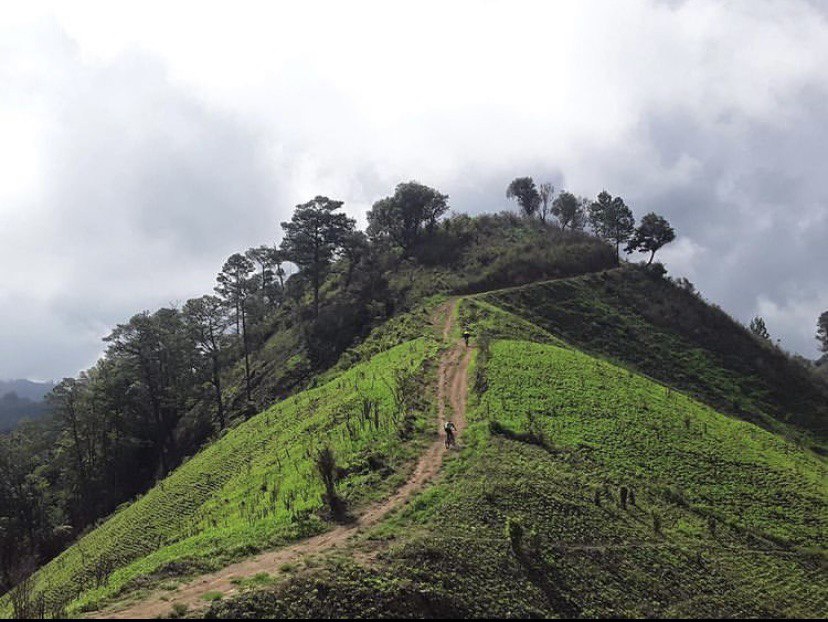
top-left (1, 0), bottom-right (828, 378)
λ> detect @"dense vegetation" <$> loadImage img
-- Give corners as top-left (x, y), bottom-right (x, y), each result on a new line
top-left (0, 393), bottom-right (49, 432)
top-left (0, 180), bottom-right (616, 598)
top-left (0, 381), bottom-right (53, 431)
top-left (1, 339), bottom-right (437, 617)
top-left (208, 304), bottom-right (826, 619)
top-left (4, 175), bottom-right (827, 619)
top-left (479, 268), bottom-right (828, 449)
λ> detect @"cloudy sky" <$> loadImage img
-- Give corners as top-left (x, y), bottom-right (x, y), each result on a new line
top-left (1, 0), bottom-right (827, 380)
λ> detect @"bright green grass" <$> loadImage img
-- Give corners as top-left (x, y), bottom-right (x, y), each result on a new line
top-left (479, 340), bottom-right (826, 546)
top-left (1, 338), bottom-right (437, 616)
top-left (480, 270), bottom-right (828, 446)
top-left (210, 336), bottom-right (827, 618)
top-left (458, 297), bottom-right (563, 346)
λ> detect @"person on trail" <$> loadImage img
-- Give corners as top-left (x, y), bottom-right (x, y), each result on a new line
top-left (462, 327), bottom-right (471, 347)
top-left (444, 420), bottom-right (457, 448)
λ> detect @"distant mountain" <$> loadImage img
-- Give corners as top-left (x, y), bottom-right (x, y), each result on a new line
top-left (0, 380), bottom-right (54, 431)
top-left (0, 379), bottom-right (55, 402)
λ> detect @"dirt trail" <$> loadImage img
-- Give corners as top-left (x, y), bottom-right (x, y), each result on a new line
top-left (94, 299), bottom-right (472, 620)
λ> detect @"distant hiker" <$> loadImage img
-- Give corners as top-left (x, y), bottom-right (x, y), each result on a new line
top-left (444, 420), bottom-right (457, 448)
top-left (462, 327), bottom-right (471, 347)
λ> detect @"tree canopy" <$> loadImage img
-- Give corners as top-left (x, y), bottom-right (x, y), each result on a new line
top-left (280, 196), bottom-right (355, 316)
top-left (626, 212), bottom-right (676, 265)
top-left (749, 316), bottom-right (770, 341)
top-left (551, 191), bottom-right (587, 231)
top-left (506, 177), bottom-right (541, 218)
top-left (366, 181), bottom-right (448, 255)
top-left (216, 253), bottom-right (255, 401)
top-left (588, 191), bottom-right (635, 262)
top-left (538, 182), bottom-right (554, 222)
top-left (818, 311), bottom-right (828, 354)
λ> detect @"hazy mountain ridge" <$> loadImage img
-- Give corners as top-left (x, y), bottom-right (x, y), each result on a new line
top-left (0, 380), bottom-right (54, 403)
top-left (0, 380), bottom-right (54, 432)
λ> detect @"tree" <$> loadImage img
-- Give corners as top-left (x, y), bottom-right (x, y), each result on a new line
top-left (506, 177), bottom-right (541, 218)
top-left (626, 212), bottom-right (676, 265)
top-left (589, 191), bottom-right (635, 263)
top-left (104, 309), bottom-right (195, 475)
top-left (245, 246), bottom-right (275, 306)
top-left (551, 191), bottom-right (587, 231)
top-left (271, 248), bottom-right (287, 291)
top-left (215, 254), bottom-right (255, 403)
top-left (183, 296), bottom-right (230, 430)
top-left (750, 316), bottom-right (770, 341)
top-left (366, 181), bottom-right (449, 255)
top-left (339, 230), bottom-right (370, 287)
top-left (281, 196), bottom-right (355, 317)
top-left (538, 182), bottom-right (555, 223)
top-left (48, 378), bottom-right (93, 526)
top-left (817, 311), bottom-right (828, 354)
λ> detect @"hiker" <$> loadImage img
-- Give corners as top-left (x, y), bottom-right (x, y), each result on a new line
top-left (444, 420), bottom-right (457, 448)
top-left (462, 327), bottom-right (471, 347)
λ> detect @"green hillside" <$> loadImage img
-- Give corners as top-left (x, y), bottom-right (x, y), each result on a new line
top-left (4, 271), bottom-right (827, 619)
top-left (1, 338), bottom-right (437, 617)
top-left (479, 268), bottom-right (828, 448)
top-left (207, 298), bottom-right (826, 619)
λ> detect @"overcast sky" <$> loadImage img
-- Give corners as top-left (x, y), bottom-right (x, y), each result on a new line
top-left (1, 0), bottom-right (827, 381)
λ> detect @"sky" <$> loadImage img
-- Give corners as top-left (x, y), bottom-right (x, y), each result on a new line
top-left (1, 0), bottom-right (827, 381)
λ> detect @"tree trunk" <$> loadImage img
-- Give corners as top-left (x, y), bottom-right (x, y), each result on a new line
top-left (312, 270), bottom-right (320, 318)
top-left (241, 301), bottom-right (251, 403)
top-left (211, 353), bottom-right (224, 430)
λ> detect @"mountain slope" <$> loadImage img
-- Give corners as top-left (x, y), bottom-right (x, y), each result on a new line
top-left (205, 296), bottom-right (826, 619)
top-left (4, 274), bottom-right (826, 619)
top-left (0, 336), bottom-right (440, 618)
top-left (477, 268), bottom-right (828, 447)
top-left (0, 380), bottom-right (53, 431)
top-left (0, 380), bottom-right (54, 403)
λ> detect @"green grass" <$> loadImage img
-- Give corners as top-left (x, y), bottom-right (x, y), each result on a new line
top-left (0, 338), bottom-right (438, 616)
top-left (210, 332), bottom-right (827, 618)
top-left (480, 268), bottom-right (828, 447)
top-left (477, 340), bottom-right (826, 546)
top-left (9, 276), bottom-right (828, 619)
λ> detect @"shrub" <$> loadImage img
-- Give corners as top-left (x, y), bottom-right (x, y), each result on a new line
top-left (170, 602), bottom-right (189, 617)
top-left (316, 446), bottom-right (347, 521)
top-left (504, 516), bottom-right (525, 557)
top-left (651, 511), bottom-right (662, 535)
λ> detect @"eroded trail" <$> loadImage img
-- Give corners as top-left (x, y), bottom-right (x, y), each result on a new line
top-left (95, 299), bottom-right (472, 619)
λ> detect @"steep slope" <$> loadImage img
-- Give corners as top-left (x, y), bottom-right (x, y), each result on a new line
top-left (6, 272), bottom-right (826, 619)
top-left (0, 336), bottom-right (439, 618)
top-left (477, 267), bottom-right (828, 447)
top-left (84, 301), bottom-right (472, 620)
top-left (206, 296), bottom-right (826, 619)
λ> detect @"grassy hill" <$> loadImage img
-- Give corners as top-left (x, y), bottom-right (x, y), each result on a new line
top-left (217, 214), bottom-right (616, 420)
top-left (4, 266), bottom-right (826, 619)
top-left (0, 338), bottom-right (438, 617)
top-left (478, 267), bottom-right (828, 448)
top-left (206, 296), bottom-right (826, 619)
